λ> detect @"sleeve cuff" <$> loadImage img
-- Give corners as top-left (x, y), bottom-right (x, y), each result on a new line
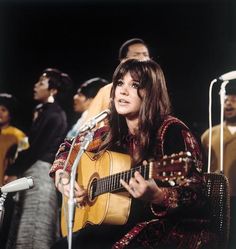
top-left (150, 188), bottom-right (179, 217)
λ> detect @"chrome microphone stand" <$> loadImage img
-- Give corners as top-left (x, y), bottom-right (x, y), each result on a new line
top-left (0, 193), bottom-right (7, 230)
top-left (219, 80), bottom-right (229, 173)
top-left (207, 78), bottom-right (218, 173)
top-left (67, 129), bottom-right (95, 249)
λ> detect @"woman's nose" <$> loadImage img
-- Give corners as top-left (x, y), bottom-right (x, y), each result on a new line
top-left (120, 84), bottom-right (129, 95)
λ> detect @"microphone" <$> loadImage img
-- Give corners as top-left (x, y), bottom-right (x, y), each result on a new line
top-left (219, 71), bottom-right (236, 81)
top-left (0, 177), bottom-right (34, 193)
top-left (78, 109), bottom-right (111, 133)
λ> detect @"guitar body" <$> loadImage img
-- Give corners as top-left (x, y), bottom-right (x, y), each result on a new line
top-left (61, 150), bottom-right (132, 236)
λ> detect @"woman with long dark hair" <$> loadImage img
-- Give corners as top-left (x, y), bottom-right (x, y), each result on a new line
top-left (50, 59), bottom-right (215, 249)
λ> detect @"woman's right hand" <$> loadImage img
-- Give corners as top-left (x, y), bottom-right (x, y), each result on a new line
top-left (55, 169), bottom-right (87, 207)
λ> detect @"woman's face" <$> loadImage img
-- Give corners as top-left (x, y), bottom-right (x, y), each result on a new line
top-left (114, 72), bottom-right (144, 120)
top-left (33, 76), bottom-right (51, 103)
top-left (0, 105), bottom-right (11, 127)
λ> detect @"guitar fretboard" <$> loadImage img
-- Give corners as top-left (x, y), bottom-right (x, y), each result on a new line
top-left (91, 164), bottom-right (150, 198)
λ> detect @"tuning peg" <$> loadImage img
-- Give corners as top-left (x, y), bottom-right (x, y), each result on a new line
top-left (168, 180), bottom-right (176, 186)
top-left (186, 151), bottom-right (192, 157)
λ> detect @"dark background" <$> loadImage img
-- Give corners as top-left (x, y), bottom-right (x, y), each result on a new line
top-left (0, 0), bottom-right (235, 138)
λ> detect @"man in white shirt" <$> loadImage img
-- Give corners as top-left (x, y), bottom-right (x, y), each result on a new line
top-left (201, 83), bottom-right (236, 249)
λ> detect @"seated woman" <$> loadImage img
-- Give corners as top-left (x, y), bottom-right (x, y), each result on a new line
top-left (50, 59), bottom-right (216, 249)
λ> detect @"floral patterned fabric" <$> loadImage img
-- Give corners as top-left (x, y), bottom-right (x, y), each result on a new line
top-left (49, 115), bottom-right (217, 249)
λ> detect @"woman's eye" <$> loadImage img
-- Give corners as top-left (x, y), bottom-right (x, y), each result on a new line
top-left (132, 82), bottom-right (140, 89)
top-left (117, 80), bottom-right (123, 86)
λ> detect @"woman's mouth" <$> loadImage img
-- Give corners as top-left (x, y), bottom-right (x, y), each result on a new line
top-left (118, 99), bottom-right (129, 104)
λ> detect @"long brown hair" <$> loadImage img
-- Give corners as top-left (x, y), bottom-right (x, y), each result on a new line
top-left (106, 59), bottom-right (172, 164)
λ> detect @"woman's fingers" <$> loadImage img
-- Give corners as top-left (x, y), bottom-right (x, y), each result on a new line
top-left (120, 174), bottom-right (143, 198)
top-left (120, 171), bottom-right (162, 202)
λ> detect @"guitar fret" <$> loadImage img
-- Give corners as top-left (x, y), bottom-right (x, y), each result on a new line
top-left (108, 175), bottom-right (112, 192)
top-left (107, 175), bottom-right (110, 192)
top-left (119, 172), bottom-right (123, 189)
top-left (111, 174), bottom-right (114, 191)
top-left (114, 175), bottom-right (117, 189)
top-left (101, 178), bottom-right (103, 194)
top-left (103, 177), bottom-right (106, 193)
top-left (105, 177), bottom-right (108, 192)
top-left (115, 175), bottom-right (117, 189)
top-left (117, 172), bottom-right (120, 188)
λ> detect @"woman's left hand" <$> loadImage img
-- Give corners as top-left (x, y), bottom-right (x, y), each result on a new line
top-left (120, 171), bottom-right (164, 204)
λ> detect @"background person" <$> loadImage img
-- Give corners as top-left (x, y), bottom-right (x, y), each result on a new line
top-left (201, 83), bottom-right (236, 249)
top-left (0, 93), bottom-right (29, 186)
top-left (0, 93), bottom-right (29, 248)
top-left (66, 77), bottom-right (108, 139)
top-left (5, 68), bottom-right (73, 249)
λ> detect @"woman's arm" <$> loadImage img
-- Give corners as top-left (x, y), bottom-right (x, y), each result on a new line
top-left (151, 123), bottom-right (205, 217)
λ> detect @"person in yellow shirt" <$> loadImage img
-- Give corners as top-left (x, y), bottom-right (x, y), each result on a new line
top-left (0, 93), bottom-right (29, 186)
top-left (83, 38), bottom-right (151, 123)
top-left (0, 93), bottom-right (29, 248)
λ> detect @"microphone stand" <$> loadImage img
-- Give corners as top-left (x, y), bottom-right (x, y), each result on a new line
top-left (207, 78), bottom-right (218, 173)
top-left (219, 80), bottom-right (229, 173)
top-left (67, 129), bottom-right (95, 249)
top-left (0, 193), bottom-right (7, 230)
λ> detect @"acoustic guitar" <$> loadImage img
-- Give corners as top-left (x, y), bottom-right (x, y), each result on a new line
top-left (61, 150), bottom-right (193, 236)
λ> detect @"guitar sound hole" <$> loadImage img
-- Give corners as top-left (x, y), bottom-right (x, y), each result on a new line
top-left (88, 178), bottom-right (97, 202)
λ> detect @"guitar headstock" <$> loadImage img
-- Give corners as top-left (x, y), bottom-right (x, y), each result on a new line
top-left (150, 151), bottom-right (193, 187)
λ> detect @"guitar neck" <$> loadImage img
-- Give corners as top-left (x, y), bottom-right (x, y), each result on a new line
top-left (88, 151), bottom-right (192, 200)
top-left (92, 164), bottom-right (150, 198)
